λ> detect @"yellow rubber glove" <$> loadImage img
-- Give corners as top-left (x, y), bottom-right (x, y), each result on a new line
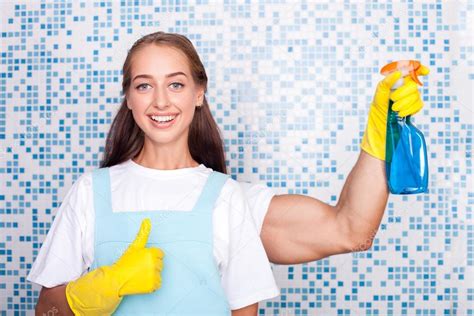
top-left (65, 219), bottom-right (164, 316)
top-left (361, 64), bottom-right (430, 160)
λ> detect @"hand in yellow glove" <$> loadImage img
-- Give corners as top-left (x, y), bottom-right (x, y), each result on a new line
top-left (65, 219), bottom-right (164, 315)
top-left (361, 64), bottom-right (430, 160)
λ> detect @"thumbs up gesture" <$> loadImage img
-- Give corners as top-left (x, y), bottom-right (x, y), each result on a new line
top-left (65, 219), bottom-right (165, 315)
top-left (112, 218), bottom-right (164, 295)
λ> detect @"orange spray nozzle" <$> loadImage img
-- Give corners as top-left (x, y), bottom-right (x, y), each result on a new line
top-left (380, 60), bottom-right (423, 86)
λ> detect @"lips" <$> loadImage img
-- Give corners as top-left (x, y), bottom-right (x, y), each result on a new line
top-left (150, 114), bottom-right (177, 123)
top-left (147, 113), bottom-right (179, 117)
top-left (148, 114), bottom-right (178, 129)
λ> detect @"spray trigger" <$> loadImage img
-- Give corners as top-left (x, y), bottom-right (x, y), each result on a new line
top-left (380, 60), bottom-right (423, 86)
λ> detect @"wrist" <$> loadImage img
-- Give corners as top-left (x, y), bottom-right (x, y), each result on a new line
top-left (361, 106), bottom-right (387, 160)
top-left (101, 265), bottom-right (125, 298)
top-left (65, 282), bottom-right (80, 316)
top-left (65, 265), bottom-right (123, 315)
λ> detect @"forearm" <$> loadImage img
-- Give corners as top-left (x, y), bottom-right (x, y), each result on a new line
top-left (35, 285), bottom-right (74, 316)
top-left (335, 150), bottom-right (389, 250)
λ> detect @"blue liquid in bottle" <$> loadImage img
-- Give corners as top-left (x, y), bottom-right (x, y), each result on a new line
top-left (385, 101), bottom-right (429, 194)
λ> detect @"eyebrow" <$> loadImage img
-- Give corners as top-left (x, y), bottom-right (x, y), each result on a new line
top-left (132, 72), bottom-right (187, 82)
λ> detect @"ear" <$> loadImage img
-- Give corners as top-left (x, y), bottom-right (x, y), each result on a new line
top-left (197, 87), bottom-right (205, 106)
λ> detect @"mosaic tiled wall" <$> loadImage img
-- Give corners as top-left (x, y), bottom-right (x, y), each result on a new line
top-left (1, 0), bottom-right (473, 315)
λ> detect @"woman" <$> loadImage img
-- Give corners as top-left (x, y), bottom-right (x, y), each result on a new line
top-left (29, 31), bottom-right (428, 315)
top-left (29, 32), bottom-right (280, 315)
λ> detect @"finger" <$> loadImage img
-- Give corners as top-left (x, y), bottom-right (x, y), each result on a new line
top-left (399, 99), bottom-right (424, 117)
top-left (402, 64), bottom-right (430, 85)
top-left (400, 100), bottom-right (423, 117)
top-left (403, 73), bottom-right (420, 85)
top-left (392, 93), bottom-right (419, 112)
top-left (391, 80), bottom-right (419, 101)
top-left (155, 274), bottom-right (162, 290)
top-left (149, 247), bottom-right (165, 259)
top-left (129, 218), bottom-right (152, 250)
top-left (416, 64), bottom-right (430, 76)
top-left (405, 101), bottom-right (424, 116)
top-left (379, 70), bottom-right (402, 91)
top-left (155, 259), bottom-right (163, 273)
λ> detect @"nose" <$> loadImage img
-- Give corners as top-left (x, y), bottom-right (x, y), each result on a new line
top-left (152, 86), bottom-right (170, 108)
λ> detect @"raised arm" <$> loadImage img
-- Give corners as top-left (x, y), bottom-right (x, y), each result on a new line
top-left (260, 65), bottom-right (429, 264)
top-left (261, 150), bottom-right (387, 264)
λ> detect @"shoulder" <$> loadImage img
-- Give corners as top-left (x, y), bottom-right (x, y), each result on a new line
top-left (223, 178), bottom-right (275, 212)
top-left (228, 179), bottom-right (275, 234)
top-left (217, 174), bottom-right (246, 201)
top-left (237, 180), bottom-right (274, 199)
top-left (214, 174), bottom-right (275, 209)
top-left (57, 170), bottom-right (97, 227)
top-left (63, 170), bottom-right (94, 205)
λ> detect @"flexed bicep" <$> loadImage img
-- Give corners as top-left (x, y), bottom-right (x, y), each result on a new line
top-left (260, 194), bottom-right (355, 264)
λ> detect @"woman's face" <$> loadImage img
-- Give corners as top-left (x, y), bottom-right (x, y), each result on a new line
top-left (126, 44), bottom-right (204, 146)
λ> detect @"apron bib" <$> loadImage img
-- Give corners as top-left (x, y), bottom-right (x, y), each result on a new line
top-left (90, 167), bottom-right (231, 315)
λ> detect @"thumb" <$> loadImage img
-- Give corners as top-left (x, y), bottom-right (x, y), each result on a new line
top-left (416, 64), bottom-right (430, 76)
top-left (128, 218), bottom-right (152, 250)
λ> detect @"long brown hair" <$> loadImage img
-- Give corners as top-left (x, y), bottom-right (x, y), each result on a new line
top-left (99, 32), bottom-right (227, 174)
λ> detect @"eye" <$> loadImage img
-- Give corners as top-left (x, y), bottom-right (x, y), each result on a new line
top-left (136, 83), bottom-right (151, 91)
top-left (170, 82), bottom-right (184, 90)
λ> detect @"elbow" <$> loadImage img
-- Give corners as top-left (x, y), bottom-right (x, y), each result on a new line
top-left (339, 220), bottom-right (375, 253)
top-left (34, 296), bottom-right (47, 316)
top-left (35, 289), bottom-right (45, 315)
top-left (337, 217), bottom-right (375, 255)
top-left (34, 287), bottom-right (60, 316)
top-left (351, 237), bottom-right (374, 252)
top-left (338, 211), bottom-right (378, 254)
top-left (35, 302), bottom-right (49, 316)
top-left (35, 289), bottom-right (49, 316)
top-left (346, 232), bottom-right (376, 253)
top-left (334, 237), bottom-right (372, 256)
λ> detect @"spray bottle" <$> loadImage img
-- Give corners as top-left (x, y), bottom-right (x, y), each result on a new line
top-left (380, 60), bottom-right (429, 194)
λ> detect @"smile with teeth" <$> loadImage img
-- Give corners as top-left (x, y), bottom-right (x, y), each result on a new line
top-left (150, 115), bottom-right (177, 123)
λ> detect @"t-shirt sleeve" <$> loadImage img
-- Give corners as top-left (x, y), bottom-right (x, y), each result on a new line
top-left (219, 179), bottom-right (279, 310)
top-left (238, 181), bottom-right (276, 235)
top-left (26, 172), bottom-right (92, 288)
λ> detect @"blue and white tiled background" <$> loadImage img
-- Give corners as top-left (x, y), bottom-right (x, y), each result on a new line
top-left (1, 0), bottom-right (473, 315)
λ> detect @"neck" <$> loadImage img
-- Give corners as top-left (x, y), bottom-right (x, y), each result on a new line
top-left (133, 138), bottom-right (199, 170)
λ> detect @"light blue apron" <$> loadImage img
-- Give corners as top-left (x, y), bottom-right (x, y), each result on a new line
top-left (90, 167), bottom-right (231, 315)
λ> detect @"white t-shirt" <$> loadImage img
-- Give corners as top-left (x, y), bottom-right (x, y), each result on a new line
top-left (26, 159), bottom-right (278, 310)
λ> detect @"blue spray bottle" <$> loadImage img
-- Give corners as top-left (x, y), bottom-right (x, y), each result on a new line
top-left (381, 60), bottom-right (429, 194)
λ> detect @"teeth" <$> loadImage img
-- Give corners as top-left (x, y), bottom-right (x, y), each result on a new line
top-left (151, 115), bottom-right (176, 122)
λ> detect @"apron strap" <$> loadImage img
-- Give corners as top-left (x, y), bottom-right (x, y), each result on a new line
top-left (92, 167), bottom-right (112, 216)
top-left (192, 171), bottom-right (230, 214)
